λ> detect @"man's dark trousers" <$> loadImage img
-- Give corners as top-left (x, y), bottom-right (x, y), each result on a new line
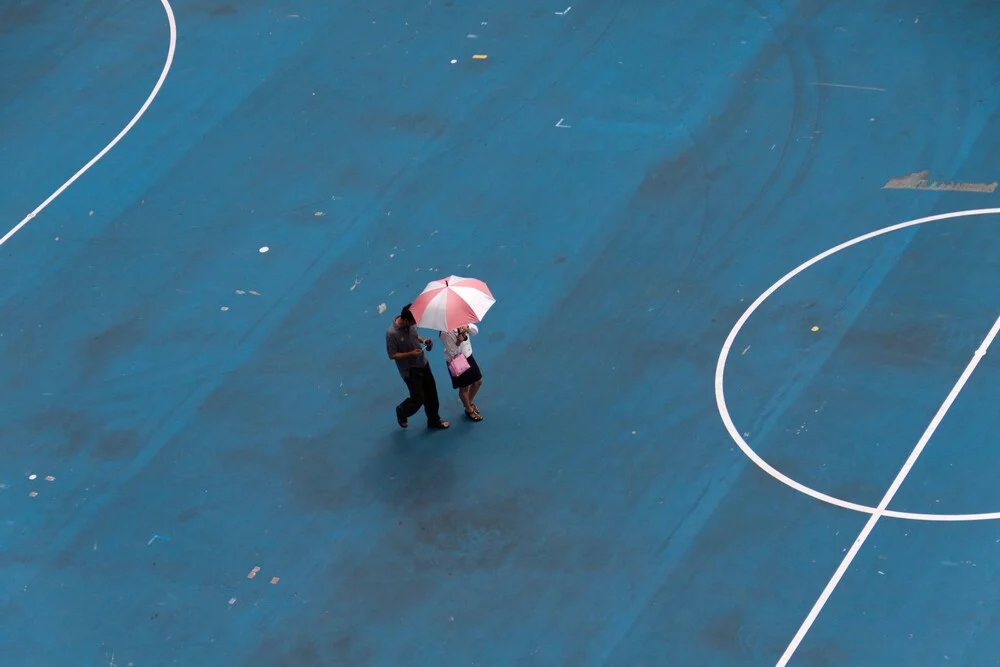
top-left (398, 365), bottom-right (443, 425)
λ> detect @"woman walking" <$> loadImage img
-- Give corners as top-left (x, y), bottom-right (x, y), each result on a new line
top-left (440, 323), bottom-right (484, 421)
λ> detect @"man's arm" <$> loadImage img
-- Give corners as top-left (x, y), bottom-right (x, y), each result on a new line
top-left (389, 349), bottom-right (423, 360)
top-left (386, 332), bottom-right (423, 360)
top-left (415, 329), bottom-right (432, 349)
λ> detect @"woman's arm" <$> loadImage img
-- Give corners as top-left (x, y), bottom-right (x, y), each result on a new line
top-left (440, 330), bottom-right (461, 357)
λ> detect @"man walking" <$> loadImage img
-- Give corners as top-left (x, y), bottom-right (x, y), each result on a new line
top-left (386, 304), bottom-right (450, 429)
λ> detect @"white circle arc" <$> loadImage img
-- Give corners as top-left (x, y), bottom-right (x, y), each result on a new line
top-left (716, 208), bottom-right (1000, 522)
top-left (0, 0), bottom-right (177, 247)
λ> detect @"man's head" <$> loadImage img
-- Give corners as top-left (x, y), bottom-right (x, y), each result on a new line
top-left (398, 304), bottom-right (417, 327)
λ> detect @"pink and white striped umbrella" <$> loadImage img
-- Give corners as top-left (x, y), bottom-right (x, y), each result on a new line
top-left (410, 275), bottom-right (495, 331)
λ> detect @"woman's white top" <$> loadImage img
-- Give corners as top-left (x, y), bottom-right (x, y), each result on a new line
top-left (440, 324), bottom-right (478, 359)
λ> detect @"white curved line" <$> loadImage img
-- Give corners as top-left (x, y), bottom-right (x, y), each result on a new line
top-left (716, 208), bottom-right (1000, 522)
top-left (0, 0), bottom-right (177, 247)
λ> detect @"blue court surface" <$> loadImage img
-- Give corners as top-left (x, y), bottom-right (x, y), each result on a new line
top-left (5, 1), bottom-right (1000, 665)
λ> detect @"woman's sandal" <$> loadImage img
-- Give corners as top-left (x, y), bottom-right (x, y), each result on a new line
top-left (465, 409), bottom-right (483, 422)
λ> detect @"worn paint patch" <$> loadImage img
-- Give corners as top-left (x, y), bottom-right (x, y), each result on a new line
top-left (883, 171), bottom-right (998, 193)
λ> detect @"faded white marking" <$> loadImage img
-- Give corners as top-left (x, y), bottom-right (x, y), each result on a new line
top-left (808, 81), bottom-right (885, 92)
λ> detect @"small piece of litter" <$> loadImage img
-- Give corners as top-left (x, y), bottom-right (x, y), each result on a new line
top-left (472, 54), bottom-right (488, 60)
top-left (229, 598), bottom-right (236, 605)
top-left (29, 491), bottom-right (38, 497)
top-left (220, 306), bottom-right (229, 312)
top-left (632, 431), bottom-right (637, 435)
top-left (314, 211), bottom-right (324, 217)
top-left (235, 290), bottom-right (246, 295)
top-left (248, 290), bottom-right (261, 296)
top-left (28, 474), bottom-right (36, 480)
top-left (45, 476), bottom-right (54, 482)
top-left (259, 246), bottom-right (269, 253)
top-left (377, 303), bottom-right (387, 314)
top-left (450, 59), bottom-right (457, 64)
top-left (811, 326), bottom-right (819, 332)
top-left (89, 210), bottom-right (94, 216)
top-left (270, 577), bottom-right (280, 585)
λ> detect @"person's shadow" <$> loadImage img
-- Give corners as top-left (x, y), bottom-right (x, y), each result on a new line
top-left (360, 423), bottom-right (469, 512)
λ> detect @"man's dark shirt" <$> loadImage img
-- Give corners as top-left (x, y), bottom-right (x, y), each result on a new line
top-left (386, 321), bottom-right (427, 379)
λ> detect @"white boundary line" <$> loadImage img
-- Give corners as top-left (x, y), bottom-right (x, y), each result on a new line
top-left (0, 0), bottom-right (177, 248)
top-left (776, 313), bottom-right (1000, 666)
top-left (716, 208), bottom-right (1000, 521)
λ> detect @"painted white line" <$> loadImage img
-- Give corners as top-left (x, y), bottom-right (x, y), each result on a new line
top-left (776, 313), bottom-right (1000, 666)
top-left (808, 81), bottom-right (886, 92)
top-left (0, 0), bottom-right (177, 248)
top-left (715, 208), bottom-right (1000, 522)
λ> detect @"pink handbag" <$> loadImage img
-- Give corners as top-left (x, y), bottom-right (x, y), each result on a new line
top-left (448, 353), bottom-right (470, 377)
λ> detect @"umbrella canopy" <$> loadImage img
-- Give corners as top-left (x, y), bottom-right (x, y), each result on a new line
top-left (410, 275), bottom-right (495, 331)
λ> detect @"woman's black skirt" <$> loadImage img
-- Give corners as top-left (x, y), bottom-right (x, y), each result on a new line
top-left (451, 354), bottom-right (483, 389)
